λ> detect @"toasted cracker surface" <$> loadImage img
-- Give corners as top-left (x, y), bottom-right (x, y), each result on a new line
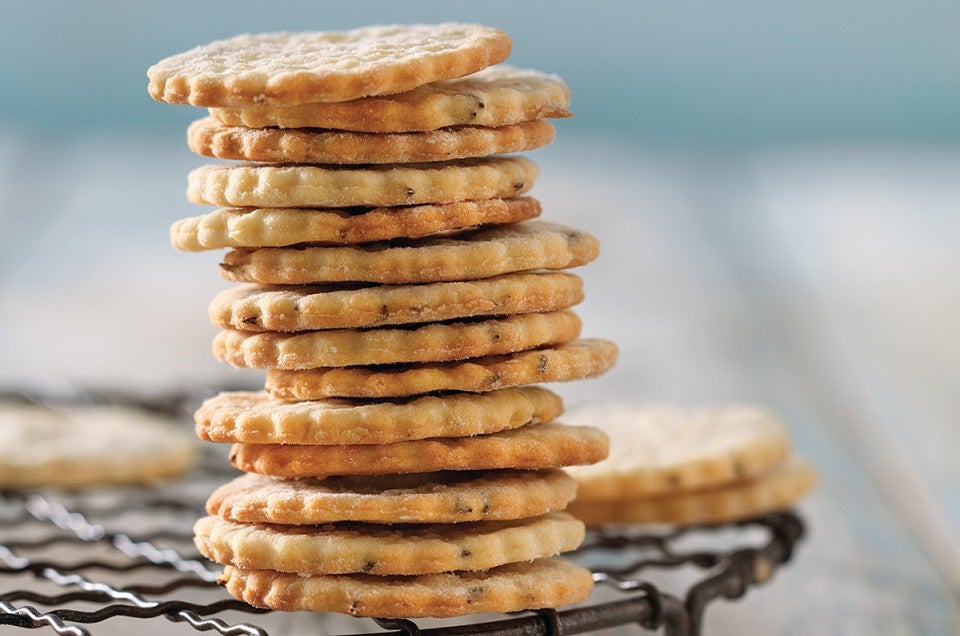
top-left (187, 156), bottom-right (537, 208)
top-left (266, 338), bottom-right (618, 399)
top-left (207, 470), bottom-right (577, 524)
top-left (229, 423), bottom-right (608, 478)
top-left (219, 557), bottom-right (593, 617)
top-left (565, 404), bottom-right (792, 500)
top-left (0, 403), bottom-right (196, 489)
top-left (209, 272), bottom-right (582, 332)
top-left (208, 65), bottom-right (571, 131)
top-left (568, 457), bottom-right (817, 526)
top-left (195, 387), bottom-right (562, 445)
top-left (148, 25), bottom-right (511, 107)
top-left (220, 221), bottom-right (598, 285)
top-left (188, 116), bottom-right (554, 164)
top-left (173, 197), bottom-right (541, 251)
top-left (195, 512), bottom-right (583, 575)
top-left (214, 310), bottom-right (581, 369)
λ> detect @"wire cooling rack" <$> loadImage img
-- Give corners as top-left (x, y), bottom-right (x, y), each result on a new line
top-left (0, 389), bottom-right (805, 636)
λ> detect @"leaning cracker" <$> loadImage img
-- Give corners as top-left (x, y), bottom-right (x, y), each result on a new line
top-left (172, 197), bottom-right (541, 251)
top-left (188, 116), bottom-right (555, 164)
top-left (565, 404), bottom-right (792, 500)
top-left (209, 66), bottom-right (571, 132)
top-left (219, 558), bottom-right (593, 618)
top-left (214, 310), bottom-right (581, 369)
top-left (229, 423), bottom-right (609, 478)
top-left (209, 272), bottom-right (582, 332)
top-left (195, 387), bottom-right (562, 445)
top-left (207, 469), bottom-right (577, 525)
top-left (568, 457), bottom-right (817, 527)
top-left (187, 157), bottom-right (536, 208)
top-left (221, 221), bottom-right (598, 285)
top-left (267, 339), bottom-right (618, 399)
top-left (148, 25), bottom-right (511, 107)
top-left (195, 512), bottom-right (583, 576)
top-left (0, 402), bottom-right (196, 489)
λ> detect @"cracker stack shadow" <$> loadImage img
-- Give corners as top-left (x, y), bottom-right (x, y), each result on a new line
top-left (151, 24), bottom-right (617, 619)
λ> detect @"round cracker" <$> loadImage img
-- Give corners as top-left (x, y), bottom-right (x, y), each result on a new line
top-left (172, 197), bottom-right (542, 251)
top-left (187, 116), bottom-right (555, 164)
top-left (206, 469), bottom-right (577, 524)
top-left (219, 557), bottom-right (593, 618)
top-left (195, 512), bottom-right (583, 576)
top-left (568, 457), bottom-right (817, 527)
top-left (208, 272), bottom-right (582, 332)
top-left (565, 404), bottom-right (792, 500)
top-left (266, 339), bottom-right (618, 399)
top-left (0, 402), bottom-right (197, 489)
top-left (187, 156), bottom-right (537, 208)
top-left (208, 65), bottom-right (571, 132)
top-left (195, 387), bottom-right (562, 445)
top-left (148, 25), bottom-right (511, 107)
top-left (220, 221), bottom-right (598, 286)
top-left (213, 310), bottom-right (581, 369)
top-left (229, 423), bottom-right (609, 478)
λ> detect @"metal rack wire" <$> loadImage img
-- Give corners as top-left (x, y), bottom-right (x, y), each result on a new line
top-left (0, 390), bottom-right (805, 635)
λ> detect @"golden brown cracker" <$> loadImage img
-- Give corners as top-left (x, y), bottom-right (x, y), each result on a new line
top-left (208, 272), bottom-right (581, 332)
top-left (195, 387), bottom-right (562, 445)
top-left (266, 339), bottom-right (618, 399)
top-left (187, 116), bottom-right (554, 164)
top-left (206, 469), bottom-right (577, 525)
top-left (228, 423), bottom-right (609, 478)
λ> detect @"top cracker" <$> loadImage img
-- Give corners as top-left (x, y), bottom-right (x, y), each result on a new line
top-left (148, 24), bottom-right (511, 107)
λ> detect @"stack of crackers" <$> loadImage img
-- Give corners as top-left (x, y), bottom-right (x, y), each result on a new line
top-left (149, 24), bottom-right (617, 618)
top-left (565, 404), bottom-right (817, 527)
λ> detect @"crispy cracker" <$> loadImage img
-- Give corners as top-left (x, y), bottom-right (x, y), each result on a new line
top-left (0, 402), bottom-right (197, 489)
top-left (172, 197), bottom-right (542, 251)
top-left (208, 65), bottom-right (571, 132)
top-left (148, 25), bottom-right (511, 107)
top-left (568, 457), bottom-right (817, 527)
top-left (219, 557), bottom-right (593, 617)
top-left (565, 404), bottom-right (792, 500)
top-left (187, 116), bottom-right (555, 164)
top-left (187, 157), bottom-right (537, 208)
top-left (195, 387), bottom-right (562, 445)
top-left (266, 339), bottom-right (617, 399)
top-left (207, 469), bottom-right (577, 524)
top-left (220, 221), bottom-right (598, 285)
top-left (195, 512), bottom-right (583, 576)
top-left (214, 310), bottom-right (581, 369)
top-left (209, 272), bottom-right (582, 332)
top-left (229, 423), bottom-right (608, 478)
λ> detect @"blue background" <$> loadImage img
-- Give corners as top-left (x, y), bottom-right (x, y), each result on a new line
top-left (1, 0), bottom-right (958, 145)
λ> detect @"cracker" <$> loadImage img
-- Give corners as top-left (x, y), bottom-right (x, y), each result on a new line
top-left (267, 339), bottom-right (618, 399)
top-left (207, 469), bottom-right (577, 524)
top-left (565, 404), bottom-right (792, 500)
top-left (195, 512), bottom-right (583, 576)
top-left (219, 557), bottom-right (593, 617)
top-left (148, 25), bottom-right (511, 107)
top-left (187, 157), bottom-right (537, 208)
top-left (228, 423), bottom-right (609, 478)
top-left (195, 387), bottom-right (562, 445)
top-left (187, 116), bottom-right (555, 164)
top-left (208, 272), bottom-right (582, 332)
top-left (568, 457), bottom-right (817, 527)
top-left (208, 65), bottom-right (571, 132)
top-left (0, 402), bottom-right (197, 489)
top-left (214, 310), bottom-right (581, 369)
top-left (220, 221), bottom-right (598, 285)
top-left (172, 197), bottom-right (542, 251)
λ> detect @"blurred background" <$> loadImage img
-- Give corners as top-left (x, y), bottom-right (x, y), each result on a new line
top-left (0, 1), bottom-right (958, 633)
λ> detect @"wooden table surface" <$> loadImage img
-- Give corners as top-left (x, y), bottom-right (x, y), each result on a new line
top-left (0, 131), bottom-right (958, 634)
